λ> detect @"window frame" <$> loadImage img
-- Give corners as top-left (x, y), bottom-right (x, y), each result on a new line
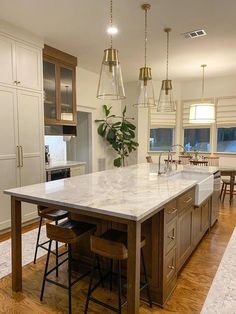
top-left (148, 126), bottom-right (175, 153)
top-left (216, 125), bottom-right (236, 153)
top-left (182, 126), bottom-right (212, 153)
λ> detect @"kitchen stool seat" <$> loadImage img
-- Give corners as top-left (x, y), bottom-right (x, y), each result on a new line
top-left (84, 228), bottom-right (152, 314)
top-left (33, 206), bottom-right (68, 266)
top-left (40, 219), bottom-right (97, 314)
top-left (220, 178), bottom-right (236, 202)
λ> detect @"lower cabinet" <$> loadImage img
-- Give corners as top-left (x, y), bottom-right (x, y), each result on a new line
top-left (193, 205), bottom-right (202, 246)
top-left (70, 164), bottom-right (86, 177)
top-left (177, 206), bottom-right (194, 270)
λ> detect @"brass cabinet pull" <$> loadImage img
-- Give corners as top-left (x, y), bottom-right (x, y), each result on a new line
top-left (16, 146), bottom-right (20, 167)
top-left (168, 235), bottom-right (175, 240)
top-left (19, 146), bottom-right (23, 167)
top-left (17, 81), bottom-right (21, 85)
top-left (167, 208), bottom-right (178, 214)
top-left (184, 197), bottom-right (192, 204)
top-left (168, 265), bottom-right (175, 270)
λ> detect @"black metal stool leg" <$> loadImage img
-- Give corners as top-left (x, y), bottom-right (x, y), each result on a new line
top-left (96, 255), bottom-right (104, 288)
top-left (84, 254), bottom-right (97, 314)
top-left (118, 260), bottom-right (122, 314)
top-left (141, 248), bottom-right (152, 308)
top-left (68, 244), bottom-right (72, 314)
top-left (55, 220), bottom-right (59, 277)
top-left (220, 183), bottom-right (225, 200)
top-left (40, 240), bottom-right (52, 301)
top-left (109, 259), bottom-right (113, 291)
top-left (34, 217), bottom-right (43, 264)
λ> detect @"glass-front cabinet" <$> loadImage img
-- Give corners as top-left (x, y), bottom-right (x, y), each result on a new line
top-left (43, 45), bottom-right (77, 126)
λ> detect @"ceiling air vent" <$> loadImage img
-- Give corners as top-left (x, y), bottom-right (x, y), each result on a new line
top-left (182, 29), bottom-right (207, 39)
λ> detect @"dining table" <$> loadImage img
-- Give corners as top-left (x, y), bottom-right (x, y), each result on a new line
top-left (219, 166), bottom-right (236, 204)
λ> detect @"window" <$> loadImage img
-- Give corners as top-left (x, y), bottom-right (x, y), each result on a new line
top-left (184, 128), bottom-right (210, 152)
top-left (149, 128), bottom-right (174, 151)
top-left (217, 127), bottom-right (236, 152)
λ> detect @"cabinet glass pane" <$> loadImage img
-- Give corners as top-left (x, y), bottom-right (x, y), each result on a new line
top-left (60, 67), bottom-right (73, 121)
top-left (43, 61), bottom-right (56, 120)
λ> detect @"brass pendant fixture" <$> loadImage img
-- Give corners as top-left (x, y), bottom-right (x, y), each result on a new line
top-left (157, 28), bottom-right (175, 112)
top-left (134, 3), bottom-right (155, 108)
top-left (97, 0), bottom-right (125, 100)
top-left (189, 65), bottom-right (215, 124)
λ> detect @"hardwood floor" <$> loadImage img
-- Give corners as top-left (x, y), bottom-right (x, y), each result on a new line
top-left (0, 198), bottom-right (235, 314)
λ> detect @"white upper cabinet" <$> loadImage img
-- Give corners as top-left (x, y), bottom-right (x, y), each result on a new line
top-left (15, 42), bottom-right (42, 90)
top-left (0, 35), bottom-right (15, 86)
top-left (0, 34), bottom-right (42, 91)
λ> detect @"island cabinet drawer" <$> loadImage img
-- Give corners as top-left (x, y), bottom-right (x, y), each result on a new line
top-left (177, 188), bottom-right (195, 213)
top-left (164, 200), bottom-right (178, 223)
top-left (165, 219), bottom-right (177, 255)
top-left (164, 248), bottom-right (177, 285)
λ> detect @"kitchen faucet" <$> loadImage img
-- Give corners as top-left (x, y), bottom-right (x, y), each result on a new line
top-left (158, 151), bottom-right (173, 175)
top-left (170, 144), bottom-right (186, 154)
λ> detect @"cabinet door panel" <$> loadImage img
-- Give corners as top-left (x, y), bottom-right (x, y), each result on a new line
top-left (16, 43), bottom-right (42, 90)
top-left (193, 206), bottom-right (202, 247)
top-left (0, 35), bottom-right (15, 86)
top-left (177, 207), bottom-right (193, 270)
top-left (0, 87), bottom-right (18, 156)
top-left (201, 200), bottom-right (210, 233)
top-left (17, 90), bottom-right (42, 155)
top-left (0, 159), bottom-right (19, 230)
top-left (21, 156), bottom-right (41, 222)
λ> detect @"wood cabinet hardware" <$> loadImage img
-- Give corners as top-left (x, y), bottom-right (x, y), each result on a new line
top-left (19, 146), bottom-right (23, 167)
top-left (167, 208), bottom-right (178, 214)
top-left (16, 146), bottom-right (20, 167)
top-left (184, 197), bottom-right (192, 204)
top-left (168, 265), bottom-right (175, 270)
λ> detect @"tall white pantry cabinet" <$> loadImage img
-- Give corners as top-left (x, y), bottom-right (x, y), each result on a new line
top-left (0, 23), bottom-right (44, 230)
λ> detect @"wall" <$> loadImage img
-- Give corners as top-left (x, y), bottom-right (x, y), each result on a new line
top-left (123, 75), bottom-right (236, 166)
top-left (76, 67), bottom-right (122, 172)
top-left (67, 111), bottom-right (92, 173)
top-left (181, 75), bottom-right (236, 166)
top-left (123, 80), bottom-right (182, 164)
top-left (44, 136), bottom-right (67, 162)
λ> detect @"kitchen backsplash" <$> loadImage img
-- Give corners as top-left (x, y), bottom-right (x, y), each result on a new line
top-left (44, 136), bottom-right (67, 162)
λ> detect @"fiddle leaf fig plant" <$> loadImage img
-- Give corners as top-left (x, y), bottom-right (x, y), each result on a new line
top-left (95, 105), bottom-right (139, 167)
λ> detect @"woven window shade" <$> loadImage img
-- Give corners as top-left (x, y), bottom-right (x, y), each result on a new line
top-left (216, 97), bottom-right (236, 126)
top-left (149, 101), bottom-right (177, 127)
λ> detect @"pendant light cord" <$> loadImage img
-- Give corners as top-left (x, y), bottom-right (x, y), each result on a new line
top-left (110, 0), bottom-right (113, 48)
top-left (166, 30), bottom-right (169, 80)
top-left (201, 65), bottom-right (205, 102)
top-left (144, 8), bottom-right (147, 67)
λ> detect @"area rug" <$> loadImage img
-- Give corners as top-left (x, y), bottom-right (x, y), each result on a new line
top-left (0, 225), bottom-right (59, 279)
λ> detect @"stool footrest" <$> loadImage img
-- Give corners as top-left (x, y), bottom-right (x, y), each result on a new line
top-left (89, 296), bottom-right (127, 313)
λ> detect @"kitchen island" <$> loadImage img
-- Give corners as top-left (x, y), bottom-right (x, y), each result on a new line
top-left (4, 163), bottom-right (218, 313)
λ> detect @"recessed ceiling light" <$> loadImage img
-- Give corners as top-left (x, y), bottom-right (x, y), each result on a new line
top-left (182, 29), bottom-right (207, 39)
top-left (107, 26), bottom-right (118, 35)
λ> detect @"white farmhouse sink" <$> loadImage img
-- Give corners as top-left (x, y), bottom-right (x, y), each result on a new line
top-left (172, 171), bottom-right (214, 206)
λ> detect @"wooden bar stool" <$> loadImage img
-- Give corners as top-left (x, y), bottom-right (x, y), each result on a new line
top-left (220, 178), bottom-right (236, 202)
top-left (40, 219), bottom-right (97, 314)
top-left (84, 229), bottom-right (152, 314)
top-left (33, 206), bottom-right (68, 277)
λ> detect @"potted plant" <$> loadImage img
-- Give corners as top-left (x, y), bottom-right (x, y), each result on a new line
top-left (95, 105), bottom-right (139, 167)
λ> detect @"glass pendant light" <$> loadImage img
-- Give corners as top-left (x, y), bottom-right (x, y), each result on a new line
top-left (97, 0), bottom-right (125, 100)
top-left (157, 28), bottom-right (175, 112)
top-left (134, 3), bottom-right (155, 108)
top-left (189, 65), bottom-right (215, 123)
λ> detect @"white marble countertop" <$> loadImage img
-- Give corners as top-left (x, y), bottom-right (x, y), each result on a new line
top-left (201, 228), bottom-right (236, 314)
top-left (45, 160), bottom-right (86, 171)
top-left (5, 163), bottom-right (215, 221)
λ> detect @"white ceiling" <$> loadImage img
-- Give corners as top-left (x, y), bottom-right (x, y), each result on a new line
top-left (1, 0), bottom-right (236, 82)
